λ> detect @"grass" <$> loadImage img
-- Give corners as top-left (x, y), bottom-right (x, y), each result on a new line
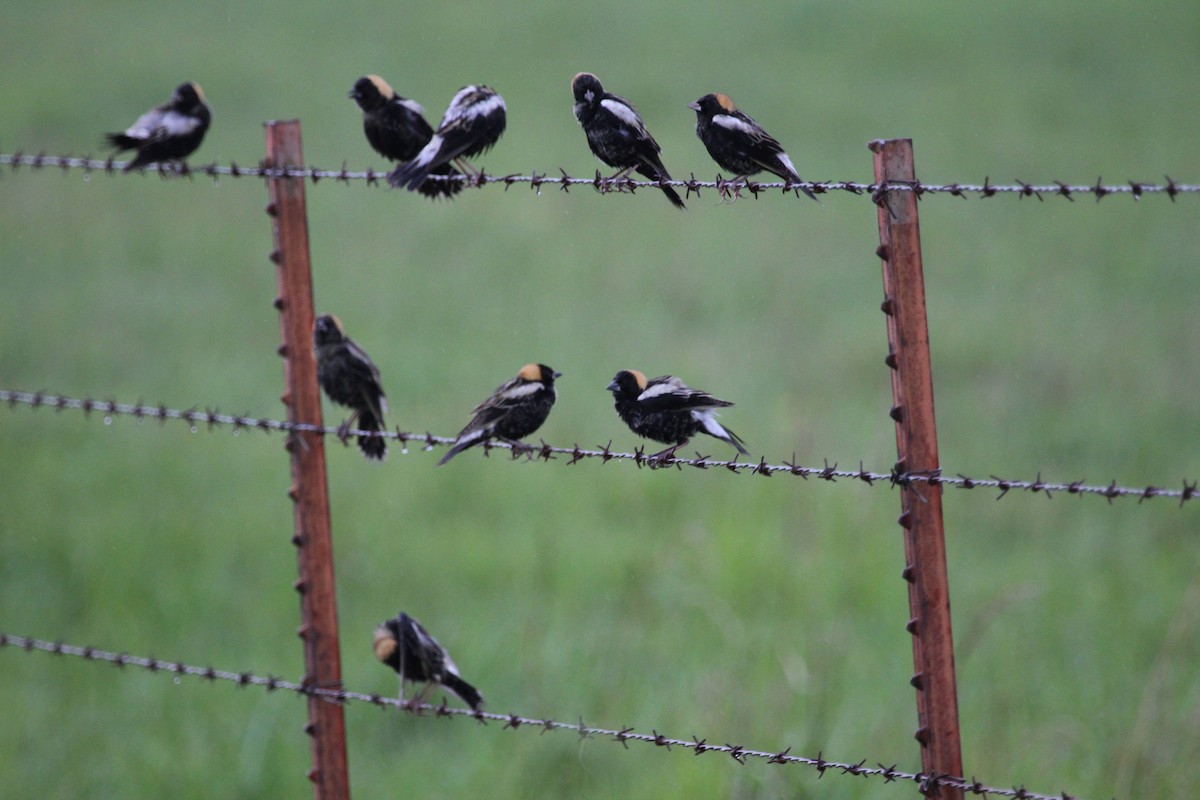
top-left (1, 1), bottom-right (1199, 798)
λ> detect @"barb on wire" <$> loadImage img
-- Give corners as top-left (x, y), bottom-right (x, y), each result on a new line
top-left (1, 152), bottom-right (1195, 201)
top-left (3, 388), bottom-right (1196, 508)
top-left (0, 632), bottom-right (1084, 800)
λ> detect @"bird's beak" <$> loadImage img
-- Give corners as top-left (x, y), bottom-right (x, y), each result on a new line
top-left (553, 371), bottom-right (563, 379)
top-left (348, 89), bottom-right (358, 99)
top-left (687, 101), bottom-right (701, 111)
top-left (606, 380), bottom-right (619, 392)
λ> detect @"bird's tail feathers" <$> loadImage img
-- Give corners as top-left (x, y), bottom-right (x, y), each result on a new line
top-left (415, 162), bottom-right (465, 199)
top-left (104, 132), bottom-right (137, 150)
top-left (636, 165), bottom-right (686, 209)
top-left (442, 674), bottom-right (483, 710)
top-left (436, 429), bottom-right (485, 466)
top-left (356, 410), bottom-right (387, 461)
top-left (388, 139), bottom-right (442, 190)
top-left (700, 415), bottom-right (749, 455)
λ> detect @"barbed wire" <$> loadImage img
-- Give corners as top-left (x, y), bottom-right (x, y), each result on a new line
top-left (4, 388), bottom-right (1195, 507)
top-left (0, 632), bottom-right (1083, 800)
top-left (1, 152), bottom-right (1195, 202)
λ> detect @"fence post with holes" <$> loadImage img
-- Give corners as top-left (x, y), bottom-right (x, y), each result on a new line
top-left (264, 119), bottom-right (351, 800)
top-left (870, 137), bottom-right (964, 798)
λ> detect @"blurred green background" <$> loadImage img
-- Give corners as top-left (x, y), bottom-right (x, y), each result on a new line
top-left (2, 1), bottom-right (1198, 798)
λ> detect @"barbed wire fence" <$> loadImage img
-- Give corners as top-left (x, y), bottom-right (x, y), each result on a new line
top-left (2, 151), bottom-right (1198, 201)
top-left (1, 125), bottom-right (1195, 800)
top-left (0, 633), bottom-right (1079, 800)
top-left (4, 388), bottom-right (1195, 505)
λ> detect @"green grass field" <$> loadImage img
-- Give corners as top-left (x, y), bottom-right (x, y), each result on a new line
top-left (2, 2), bottom-right (1198, 797)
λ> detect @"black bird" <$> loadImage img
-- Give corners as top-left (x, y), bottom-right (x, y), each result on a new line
top-left (688, 93), bottom-right (816, 201)
top-left (607, 369), bottom-right (748, 460)
top-left (105, 82), bottom-right (211, 172)
top-left (571, 72), bottom-right (685, 209)
top-left (348, 75), bottom-right (462, 199)
top-left (313, 314), bottom-right (389, 461)
top-left (373, 612), bottom-right (483, 710)
top-left (387, 84), bottom-right (506, 192)
top-left (438, 363), bottom-right (560, 466)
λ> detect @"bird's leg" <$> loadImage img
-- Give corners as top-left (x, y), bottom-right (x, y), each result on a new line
top-left (335, 410), bottom-right (361, 446)
top-left (398, 649), bottom-right (407, 702)
top-left (606, 166), bottom-right (637, 193)
top-left (499, 437), bottom-right (534, 458)
top-left (453, 158), bottom-right (480, 177)
top-left (648, 440), bottom-right (686, 465)
top-left (411, 682), bottom-right (433, 708)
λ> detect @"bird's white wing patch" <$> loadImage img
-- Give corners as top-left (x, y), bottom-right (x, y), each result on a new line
top-left (444, 86), bottom-right (504, 125)
top-left (397, 98), bottom-right (426, 115)
top-left (637, 378), bottom-right (686, 402)
top-left (125, 109), bottom-right (165, 140)
top-left (157, 110), bottom-right (202, 137)
top-left (498, 381), bottom-right (543, 401)
top-left (713, 114), bottom-right (758, 136)
top-left (600, 98), bottom-right (645, 133)
top-left (444, 86), bottom-right (477, 116)
top-left (462, 92), bottom-right (505, 121)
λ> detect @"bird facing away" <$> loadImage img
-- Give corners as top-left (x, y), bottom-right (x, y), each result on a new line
top-left (571, 72), bottom-right (685, 209)
top-left (607, 369), bottom-right (749, 460)
top-left (373, 612), bottom-right (483, 710)
top-left (348, 75), bottom-right (462, 199)
top-left (438, 363), bottom-right (560, 466)
top-left (105, 82), bottom-right (211, 172)
top-left (387, 84), bottom-right (506, 192)
top-left (688, 93), bottom-right (817, 201)
top-left (313, 314), bottom-right (389, 461)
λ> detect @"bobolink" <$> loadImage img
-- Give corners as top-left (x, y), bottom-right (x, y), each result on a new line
top-left (349, 75), bottom-right (462, 199)
top-left (373, 612), bottom-right (483, 710)
top-left (105, 82), bottom-right (211, 172)
top-left (313, 314), bottom-right (389, 461)
top-left (607, 369), bottom-right (749, 460)
top-left (438, 363), bottom-right (560, 466)
top-left (688, 93), bottom-right (816, 201)
top-left (571, 72), bottom-right (685, 210)
top-left (387, 84), bottom-right (506, 192)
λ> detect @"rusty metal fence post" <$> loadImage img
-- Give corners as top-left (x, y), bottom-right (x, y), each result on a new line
top-left (265, 120), bottom-right (351, 800)
top-left (870, 138), bottom-right (964, 798)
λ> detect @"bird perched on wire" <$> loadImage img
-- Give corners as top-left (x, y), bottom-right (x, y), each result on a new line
top-left (688, 93), bottom-right (817, 201)
top-left (313, 314), bottom-right (389, 461)
top-left (607, 369), bottom-right (748, 461)
top-left (348, 75), bottom-right (462, 199)
top-left (387, 84), bottom-right (506, 192)
top-left (571, 72), bottom-right (685, 209)
top-left (373, 612), bottom-right (483, 710)
top-left (438, 363), bottom-right (560, 466)
top-left (104, 82), bottom-right (211, 172)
